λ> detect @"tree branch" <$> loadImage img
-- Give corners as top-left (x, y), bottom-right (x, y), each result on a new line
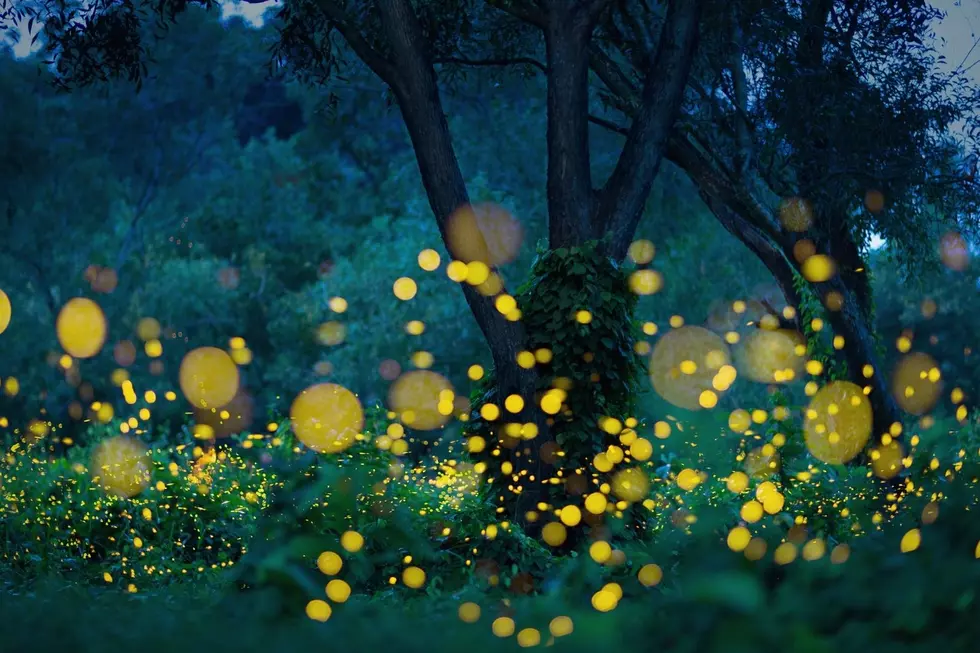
top-left (581, 0), bottom-right (615, 24)
top-left (588, 113), bottom-right (628, 135)
top-left (484, 0), bottom-right (546, 29)
top-left (589, 44), bottom-right (639, 101)
top-left (730, 12), bottom-right (750, 180)
top-left (543, 1), bottom-right (603, 247)
top-left (593, 0), bottom-right (703, 259)
top-left (433, 56), bottom-right (547, 73)
top-left (705, 194), bottom-right (801, 319)
top-left (314, 0), bottom-right (399, 88)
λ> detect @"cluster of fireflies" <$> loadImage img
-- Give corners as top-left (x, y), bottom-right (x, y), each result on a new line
top-left (0, 199), bottom-right (977, 637)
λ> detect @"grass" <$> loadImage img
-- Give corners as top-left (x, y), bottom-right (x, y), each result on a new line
top-left (3, 409), bottom-right (980, 652)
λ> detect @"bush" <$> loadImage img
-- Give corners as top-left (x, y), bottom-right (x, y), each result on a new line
top-left (0, 422), bottom-right (269, 587)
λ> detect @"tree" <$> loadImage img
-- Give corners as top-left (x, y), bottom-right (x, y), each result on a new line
top-left (12, 0), bottom-right (973, 506)
top-left (4, 0), bottom-right (705, 517)
top-left (585, 0), bottom-right (979, 441)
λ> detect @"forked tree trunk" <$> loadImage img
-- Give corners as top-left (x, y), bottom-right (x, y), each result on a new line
top-left (345, 0), bottom-right (702, 523)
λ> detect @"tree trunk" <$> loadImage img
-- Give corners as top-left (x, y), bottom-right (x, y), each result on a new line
top-left (544, 3), bottom-right (596, 248)
top-left (703, 192), bottom-right (802, 323)
top-left (815, 275), bottom-right (904, 441)
top-left (376, 0), bottom-right (553, 515)
top-left (662, 133), bottom-right (903, 440)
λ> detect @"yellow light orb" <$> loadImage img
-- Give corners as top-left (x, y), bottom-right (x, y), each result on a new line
top-left (388, 370), bottom-right (454, 431)
top-left (446, 203), bottom-right (523, 266)
top-left (56, 298), bottom-right (107, 359)
top-left (328, 296), bottom-right (348, 313)
top-left (317, 551), bottom-right (343, 575)
top-left (726, 471), bottom-right (749, 493)
top-left (340, 530), bottom-right (364, 553)
top-left (0, 289), bottom-right (11, 335)
top-left (179, 347), bottom-right (240, 409)
top-left (779, 197), bottom-right (813, 232)
top-left (871, 440), bottom-right (904, 479)
top-left (612, 467), bottom-right (649, 502)
top-left (736, 329), bottom-right (805, 383)
top-left (891, 352), bottom-right (942, 415)
top-left (900, 528), bottom-right (921, 553)
top-left (402, 566), bottom-right (426, 589)
top-left (801, 254), bottom-right (837, 282)
top-left (628, 239), bottom-right (656, 264)
top-left (555, 503), bottom-right (582, 528)
top-left (591, 590), bottom-right (618, 612)
top-left (803, 381), bottom-right (872, 464)
top-left (589, 540), bottom-right (612, 563)
top-left (326, 579), bottom-right (351, 603)
top-left (136, 317), bottom-right (161, 341)
top-left (584, 492), bottom-right (608, 515)
top-left (637, 563), bottom-right (663, 587)
top-left (628, 269), bottom-right (663, 295)
top-left (629, 437), bottom-right (653, 461)
top-left (393, 277), bottom-right (418, 301)
top-left (676, 468), bottom-right (702, 491)
top-left (458, 602), bottom-right (481, 623)
top-left (290, 383), bottom-right (363, 453)
top-left (549, 616), bottom-right (574, 637)
top-left (305, 599), bottom-right (332, 622)
top-left (516, 628), bottom-right (541, 648)
top-left (90, 436), bottom-right (151, 498)
top-left (418, 249), bottom-right (441, 272)
top-left (492, 617), bottom-right (516, 638)
top-left (650, 326), bottom-right (731, 411)
top-left (541, 522), bottom-right (567, 547)
top-left (727, 526), bottom-right (751, 551)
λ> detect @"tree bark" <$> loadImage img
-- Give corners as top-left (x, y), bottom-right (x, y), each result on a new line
top-left (701, 191), bottom-right (802, 321)
top-left (812, 274), bottom-right (903, 440)
top-left (375, 0), bottom-right (552, 514)
top-left (544, 2), bottom-right (597, 248)
top-left (593, 0), bottom-right (704, 260)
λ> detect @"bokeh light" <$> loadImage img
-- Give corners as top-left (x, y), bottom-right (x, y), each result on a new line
top-left (446, 203), bottom-right (523, 266)
top-left (388, 370), bottom-right (455, 431)
top-left (649, 326), bottom-right (731, 411)
top-left (735, 329), bottom-right (805, 383)
top-left (290, 383), bottom-right (364, 453)
top-left (892, 352), bottom-right (942, 415)
top-left (0, 288), bottom-right (11, 335)
top-left (56, 298), bottom-right (107, 358)
top-left (803, 381), bottom-right (872, 464)
top-left (179, 347), bottom-right (240, 409)
top-left (90, 436), bottom-right (151, 498)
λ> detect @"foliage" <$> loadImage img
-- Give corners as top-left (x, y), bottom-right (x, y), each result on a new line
top-left (873, 254), bottom-right (980, 413)
top-left (3, 446), bottom-right (980, 651)
top-left (0, 421), bottom-right (267, 586)
top-left (793, 270), bottom-right (849, 382)
top-left (464, 241), bottom-right (646, 516)
top-left (517, 242), bottom-right (644, 466)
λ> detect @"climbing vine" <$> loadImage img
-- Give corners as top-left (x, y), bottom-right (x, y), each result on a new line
top-left (465, 241), bottom-right (645, 514)
top-left (793, 271), bottom-right (849, 382)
